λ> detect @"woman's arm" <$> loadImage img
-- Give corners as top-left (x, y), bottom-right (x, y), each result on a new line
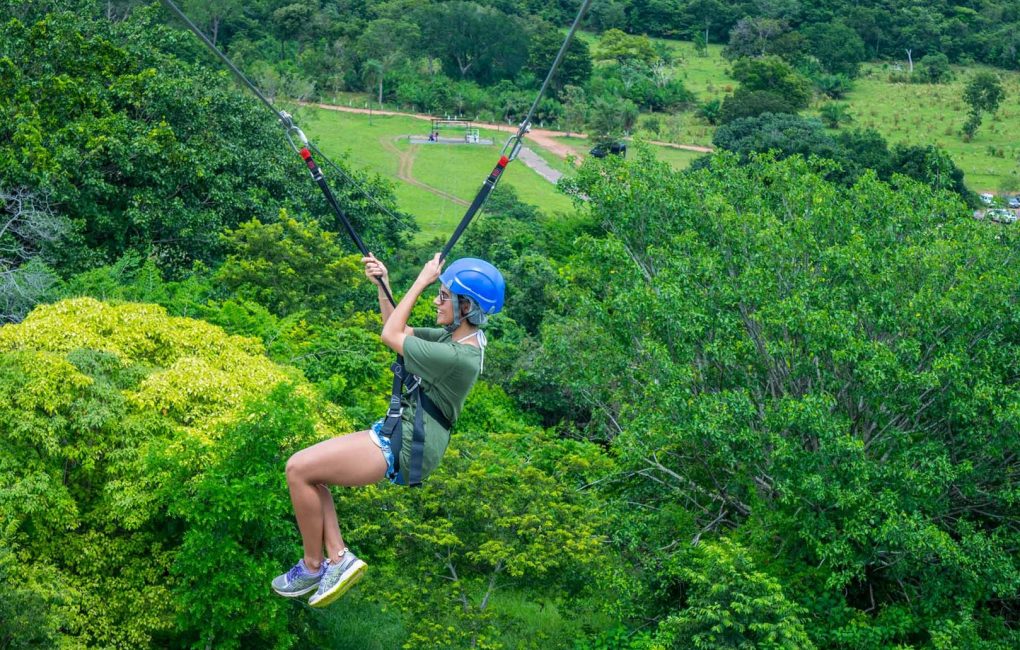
top-left (362, 253), bottom-right (414, 335)
top-left (381, 253), bottom-right (443, 355)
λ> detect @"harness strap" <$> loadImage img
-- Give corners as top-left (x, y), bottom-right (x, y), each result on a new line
top-left (381, 360), bottom-right (452, 487)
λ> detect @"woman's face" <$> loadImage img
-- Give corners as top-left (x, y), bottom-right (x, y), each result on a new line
top-left (434, 285), bottom-right (454, 326)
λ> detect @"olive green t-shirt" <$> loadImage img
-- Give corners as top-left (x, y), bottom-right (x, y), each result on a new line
top-left (395, 327), bottom-right (482, 480)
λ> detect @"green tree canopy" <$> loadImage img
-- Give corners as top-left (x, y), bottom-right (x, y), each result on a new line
top-left (803, 21), bottom-right (867, 77)
top-left (730, 56), bottom-right (813, 110)
top-left (549, 148), bottom-right (1020, 646)
top-left (417, 1), bottom-right (529, 84)
top-left (0, 2), bottom-right (411, 276)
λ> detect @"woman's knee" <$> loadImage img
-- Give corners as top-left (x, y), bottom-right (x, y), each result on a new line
top-left (285, 450), bottom-right (311, 485)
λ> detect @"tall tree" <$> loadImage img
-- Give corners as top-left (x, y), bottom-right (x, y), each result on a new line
top-left (355, 18), bottom-right (420, 105)
top-left (0, 188), bottom-right (66, 322)
top-left (962, 71), bottom-right (1005, 139)
top-left (417, 2), bottom-right (528, 84)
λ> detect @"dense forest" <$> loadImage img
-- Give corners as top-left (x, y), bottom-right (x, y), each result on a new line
top-left (2, 1), bottom-right (1019, 648)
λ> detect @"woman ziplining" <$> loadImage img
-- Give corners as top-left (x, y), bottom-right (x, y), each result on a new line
top-left (160, 0), bottom-right (592, 608)
top-left (271, 253), bottom-right (504, 607)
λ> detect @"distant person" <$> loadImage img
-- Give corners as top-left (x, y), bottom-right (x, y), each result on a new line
top-left (427, 132), bottom-right (435, 142)
top-left (271, 253), bottom-right (505, 608)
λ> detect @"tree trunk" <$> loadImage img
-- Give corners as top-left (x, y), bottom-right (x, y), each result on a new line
top-left (378, 77), bottom-right (384, 106)
top-left (906, 49), bottom-right (913, 73)
top-left (211, 16), bottom-right (220, 47)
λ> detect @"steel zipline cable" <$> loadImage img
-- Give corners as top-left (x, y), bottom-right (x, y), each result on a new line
top-left (439, 0), bottom-right (594, 261)
top-left (161, 0), bottom-right (406, 306)
top-left (160, 0), bottom-right (593, 295)
top-left (161, 0), bottom-right (594, 488)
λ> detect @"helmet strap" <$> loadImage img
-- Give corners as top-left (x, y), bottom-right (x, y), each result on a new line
top-left (444, 293), bottom-right (463, 333)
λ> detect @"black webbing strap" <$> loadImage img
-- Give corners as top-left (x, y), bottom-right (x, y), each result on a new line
top-left (439, 0), bottom-right (594, 262)
top-left (380, 362), bottom-right (452, 487)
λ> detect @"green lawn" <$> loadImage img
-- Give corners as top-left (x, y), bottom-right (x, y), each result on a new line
top-left (588, 30), bottom-right (1020, 192)
top-left (302, 108), bottom-right (574, 241)
top-left (305, 37), bottom-right (1020, 217)
top-left (816, 63), bottom-right (1020, 192)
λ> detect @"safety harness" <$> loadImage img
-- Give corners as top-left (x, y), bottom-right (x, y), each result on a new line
top-left (161, 0), bottom-right (593, 486)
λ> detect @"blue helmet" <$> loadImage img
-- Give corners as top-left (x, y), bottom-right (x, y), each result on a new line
top-left (440, 258), bottom-right (505, 328)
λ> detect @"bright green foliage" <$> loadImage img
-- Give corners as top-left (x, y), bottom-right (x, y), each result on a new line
top-left (216, 212), bottom-right (369, 320)
top-left (548, 148), bottom-right (1020, 645)
top-left (337, 382), bottom-right (613, 649)
top-left (802, 22), bottom-right (867, 78)
top-left (961, 72), bottom-right (1006, 139)
top-left (0, 298), bottom-right (336, 647)
top-left (655, 540), bottom-right (813, 648)
top-left (0, 2), bottom-right (409, 274)
top-left (917, 53), bottom-right (953, 84)
top-left (596, 29), bottom-right (659, 65)
top-left (818, 102), bottom-right (852, 129)
top-left (730, 57), bottom-right (812, 110)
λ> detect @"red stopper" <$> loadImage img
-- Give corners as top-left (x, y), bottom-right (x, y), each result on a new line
top-left (299, 148), bottom-right (312, 160)
top-left (498, 156), bottom-right (509, 167)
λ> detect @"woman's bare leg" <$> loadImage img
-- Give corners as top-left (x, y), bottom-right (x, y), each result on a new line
top-left (285, 430), bottom-right (387, 569)
top-left (318, 485), bottom-right (345, 564)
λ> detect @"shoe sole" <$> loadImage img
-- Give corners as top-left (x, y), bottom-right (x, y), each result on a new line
top-left (308, 560), bottom-right (367, 608)
top-left (273, 582), bottom-right (320, 598)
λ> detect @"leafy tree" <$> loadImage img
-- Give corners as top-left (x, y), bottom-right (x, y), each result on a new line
top-left (834, 127), bottom-right (893, 180)
top-left (962, 71), bottom-right (1005, 139)
top-left (803, 21), bottom-right (867, 77)
top-left (553, 149), bottom-right (1020, 646)
top-left (725, 16), bottom-right (788, 59)
top-left (523, 23), bottom-right (592, 96)
top-left (890, 143), bottom-right (971, 198)
top-left (917, 51), bottom-right (953, 83)
top-left (181, 0), bottom-right (241, 46)
top-left (0, 297), bottom-right (328, 647)
top-left (561, 85), bottom-right (589, 136)
top-left (0, 188), bottom-right (66, 322)
top-left (0, 3), bottom-right (411, 275)
top-left (683, 0), bottom-right (728, 46)
top-left (587, 0), bottom-right (628, 32)
top-left (818, 102), bottom-right (852, 129)
top-left (215, 212), bottom-right (368, 321)
top-left (588, 96), bottom-right (640, 142)
top-left (712, 113), bottom-right (840, 163)
top-left (654, 540), bottom-right (814, 648)
top-left (720, 88), bottom-right (800, 123)
top-left (417, 2), bottom-right (529, 84)
top-left (595, 28), bottom-right (658, 65)
top-left (697, 97), bottom-right (723, 125)
top-left (355, 18), bottom-right (420, 105)
top-left (730, 56), bottom-right (813, 109)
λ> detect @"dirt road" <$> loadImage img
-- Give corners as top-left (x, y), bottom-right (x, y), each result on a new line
top-left (306, 102), bottom-right (713, 162)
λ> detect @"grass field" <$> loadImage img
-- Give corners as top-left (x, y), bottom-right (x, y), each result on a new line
top-left (630, 40), bottom-right (1020, 192)
top-left (825, 63), bottom-right (1020, 192)
top-left (302, 108), bottom-right (575, 241)
top-left (304, 36), bottom-right (1020, 238)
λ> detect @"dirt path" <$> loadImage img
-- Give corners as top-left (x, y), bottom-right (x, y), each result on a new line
top-left (306, 102), bottom-right (714, 162)
top-left (378, 135), bottom-right (469, 206)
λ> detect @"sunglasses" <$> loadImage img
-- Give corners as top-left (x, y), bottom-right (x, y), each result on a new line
top-left (437, 290), bottom-right (452, 304)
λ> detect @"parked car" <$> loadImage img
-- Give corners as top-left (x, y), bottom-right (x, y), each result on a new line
top-left (980, 192), bottom-right (994, 205)
top-left (589, 142), bottom-right (627, 158)
top-left (986, 209), bottom-right (1017, 224)
top-left (1008, 196), bottom-right (1020, 209)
